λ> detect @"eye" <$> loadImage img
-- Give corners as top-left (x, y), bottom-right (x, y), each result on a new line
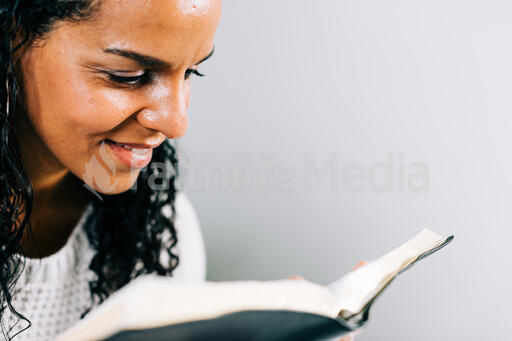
top-left (105, 71), bottom-right (153, 89)
top-left (184, 68), bottom-right (205, 80)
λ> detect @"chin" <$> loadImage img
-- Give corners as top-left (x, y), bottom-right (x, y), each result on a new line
top-left (81, 168), bottom-right (141, 196)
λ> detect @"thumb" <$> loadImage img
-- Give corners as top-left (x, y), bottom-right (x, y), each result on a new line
top-left (351, 260), bottom-right (367, 271)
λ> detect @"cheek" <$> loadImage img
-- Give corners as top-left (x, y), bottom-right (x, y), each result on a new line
top-left (47, 83), bottom-right (133, 137)
top-left (21, 56), bottom-right (136, 181)
top-left (30, 78), bottom-right (131, 158)
top-left (25, 67), bottom-right (126, 141)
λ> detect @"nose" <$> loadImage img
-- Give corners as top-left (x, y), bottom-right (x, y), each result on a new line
top-left (136, 77), bottom-right (189, 139)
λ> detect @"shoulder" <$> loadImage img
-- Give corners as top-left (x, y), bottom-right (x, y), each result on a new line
top-left (174, 191), bottom-right (200, 225)
top-left (161, 191), bottom-right (200, 228)
top-left (167, 191), bottom-right (206, 282)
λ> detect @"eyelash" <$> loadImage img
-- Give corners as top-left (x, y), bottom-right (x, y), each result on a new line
top-left (106, 69), bottom-right (205, 88)
top-left (185, 69), bottom-right (205, 79)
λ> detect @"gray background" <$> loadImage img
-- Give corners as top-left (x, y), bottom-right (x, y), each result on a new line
top-left (178, 1), bottom-right (511, 340)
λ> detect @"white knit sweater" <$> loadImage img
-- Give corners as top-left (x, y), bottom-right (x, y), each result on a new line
top-left (2, 192), bottom-right (206, 341)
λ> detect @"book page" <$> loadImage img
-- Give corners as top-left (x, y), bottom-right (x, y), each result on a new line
top-left (57, 229), bottom-right (451, 341)
top-left (327, 229), bottom-right (446, 316)
top-left (56, 276), bottom-right (341, 341)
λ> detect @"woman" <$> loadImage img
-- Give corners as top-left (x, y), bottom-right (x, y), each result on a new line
top-left (0, 1), bottom-right (358, 340)
top-left (0, 0), bottom-right (221, 339)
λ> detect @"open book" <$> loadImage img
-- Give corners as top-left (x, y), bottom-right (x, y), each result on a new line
top-left (56, 229), bottom-right (454, 341)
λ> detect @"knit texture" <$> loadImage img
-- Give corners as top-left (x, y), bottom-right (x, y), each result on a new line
top-left (2, 192), bottom-right (206, 341)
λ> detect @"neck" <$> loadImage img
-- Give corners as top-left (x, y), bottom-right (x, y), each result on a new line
top-left (21, 173), bottom-right (93, 258)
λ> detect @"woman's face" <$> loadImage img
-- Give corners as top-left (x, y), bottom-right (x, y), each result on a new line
top-left (16, 0), bottom-right (221, 195)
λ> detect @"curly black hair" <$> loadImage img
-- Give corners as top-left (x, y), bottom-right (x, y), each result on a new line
top-left (0, 1), bottom-right (181, 339)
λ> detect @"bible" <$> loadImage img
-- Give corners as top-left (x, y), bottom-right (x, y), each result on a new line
top-left (56, 229), bottom-right (454, 341)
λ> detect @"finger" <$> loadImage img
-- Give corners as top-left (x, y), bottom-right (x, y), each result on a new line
top-left (351, 260), bottom-right (367, 271)
top-left (352, 328), bottom-right (363, 336)
top-left (287, 275), bottom-right (305, 280)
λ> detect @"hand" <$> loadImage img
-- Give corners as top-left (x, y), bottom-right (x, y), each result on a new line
top-left (287, 260), bottom-right (367, 341)
top-left (337, 329), bottom-right (362, 341)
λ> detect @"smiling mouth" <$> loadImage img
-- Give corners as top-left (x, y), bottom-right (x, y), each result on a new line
top-left (104, 139), bottom-right (152, 154)
top-left (103, 139), bottom-right (154, 168)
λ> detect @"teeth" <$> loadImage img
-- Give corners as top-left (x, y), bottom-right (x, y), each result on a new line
top-left (131, 148), bottom-right (149, 154)
top-left (107, 140), bottom-right (150, 153)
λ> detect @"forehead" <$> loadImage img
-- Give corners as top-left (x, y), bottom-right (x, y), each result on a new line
top-left (59, 0), bottom-right (221, 61)
top-left (94, 0), bottom-right (220, 30)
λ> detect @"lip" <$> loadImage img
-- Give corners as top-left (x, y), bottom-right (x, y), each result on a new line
top-left (103, 139), bottom-right (156, 168)
top-left (107, 138), bottom-right (165, 149)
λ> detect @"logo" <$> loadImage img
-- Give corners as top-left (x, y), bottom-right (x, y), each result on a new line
top-left (81, 140), bottom-right (120, 200)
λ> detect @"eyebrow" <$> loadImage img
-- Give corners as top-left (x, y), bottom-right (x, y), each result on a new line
top-left (102, 46), bottom-right (215, 69)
